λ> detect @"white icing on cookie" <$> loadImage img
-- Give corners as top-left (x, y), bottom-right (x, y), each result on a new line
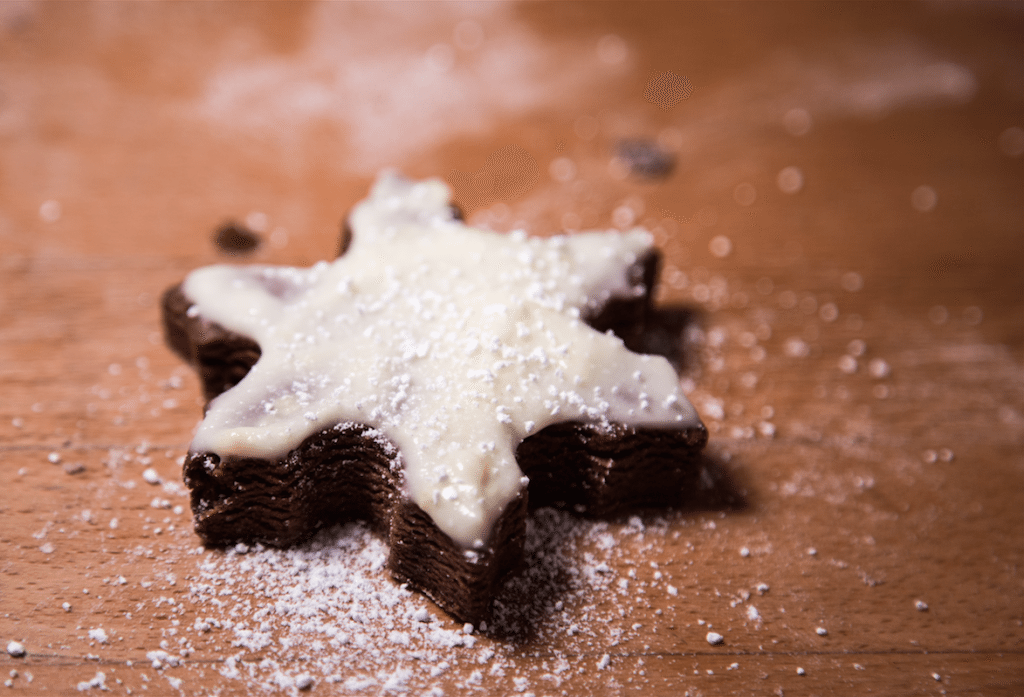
top-left (183, 171), bottom-right (703, 549)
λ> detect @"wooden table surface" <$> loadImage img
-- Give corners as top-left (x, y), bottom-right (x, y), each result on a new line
top-left (2, 2), bottom-right (1022, 695)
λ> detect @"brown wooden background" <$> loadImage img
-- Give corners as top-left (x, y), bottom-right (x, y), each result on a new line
top-left (2, 3), bottom-right (1022, 695)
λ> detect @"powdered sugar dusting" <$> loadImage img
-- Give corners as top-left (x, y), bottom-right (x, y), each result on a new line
top-left (198, 4), bottom-right (615, 170)
top-left (189, 525), bottom-right (478, 689)
top-left (184, 510), bottom-right (697, 693)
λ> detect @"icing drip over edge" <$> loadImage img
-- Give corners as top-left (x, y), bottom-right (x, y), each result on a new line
top-left (182, 172), bottom-right (703, 548)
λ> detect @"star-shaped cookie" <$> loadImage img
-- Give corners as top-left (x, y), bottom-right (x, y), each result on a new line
top-left (163, 172), bottom-right (707, 621)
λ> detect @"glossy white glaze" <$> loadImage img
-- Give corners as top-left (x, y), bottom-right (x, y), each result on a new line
top-left (183, 172), bottom-right (702, 548)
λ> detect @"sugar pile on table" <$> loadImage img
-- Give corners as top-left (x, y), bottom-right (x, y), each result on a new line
top-left (182, 508), bottom-right (698, 692)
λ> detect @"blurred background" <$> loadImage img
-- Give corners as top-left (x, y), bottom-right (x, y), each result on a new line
top-left (3, 2), bottom-right (1021, 273)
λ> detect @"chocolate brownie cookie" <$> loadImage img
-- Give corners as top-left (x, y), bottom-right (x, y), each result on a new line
top-left (163, 172), bottom-right (707, 623)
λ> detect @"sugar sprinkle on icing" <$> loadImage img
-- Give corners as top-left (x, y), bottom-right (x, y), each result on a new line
top-left (183, 172), bottom-right (701, 548)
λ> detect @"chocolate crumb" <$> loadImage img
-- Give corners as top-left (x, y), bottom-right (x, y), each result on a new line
top-left (213, 222), bottom-right (261, 255)
top-left (615, 139), bottom-right (675, 178)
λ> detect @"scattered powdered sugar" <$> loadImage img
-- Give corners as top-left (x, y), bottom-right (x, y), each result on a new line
top-left (198, 4), bottom-right (621, 171)
top-left (76, 672), bottom-right (107, 691)
top-left (188, 524), bottom-right (481, 689)
top-left (182, 508), bottom-right (686, 692)
top-left (87, 628), bottom-right (109, 645)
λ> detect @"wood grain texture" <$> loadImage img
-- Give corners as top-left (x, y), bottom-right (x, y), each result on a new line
top-left (2, 2), bottom-right (1022, 695)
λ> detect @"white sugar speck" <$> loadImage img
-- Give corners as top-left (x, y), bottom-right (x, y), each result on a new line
top-left (776, 166), bottom-right (804, 194)
top-left (868, 358), bottom-right (891, 379)
top-left (929, 305), bottom-right (949, 325)
top-left (706, 631), bottom-right (724, 646)
top-left (783, 108), bottom-right (812, 136)
top-left (838, 355), bottom-right (858, 374)
top-left (819, 301), bottom-right (839, 322)
top-left (612, 205), bottom-right (636, 229)
top-left (998, 126), bottom-right (1024, 157)
top-left (549, 157), bottom-right (576, 183)
top-left (784, 337), bottom-right (810, 358)
top-left (709, 235), bottom-right (732, 258)
top-left (841, 272), bottom-right (863, 292)
top-left (39, 199), bottom-right (62, 223)
top-left (816, 626), bottom-right (828, 636)
top-left (76, 671), bottom-right (106, 691)
top-left (6, 641), bottom-right (25, 658)
top-left (911, 185), bottom-right (937, 212)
